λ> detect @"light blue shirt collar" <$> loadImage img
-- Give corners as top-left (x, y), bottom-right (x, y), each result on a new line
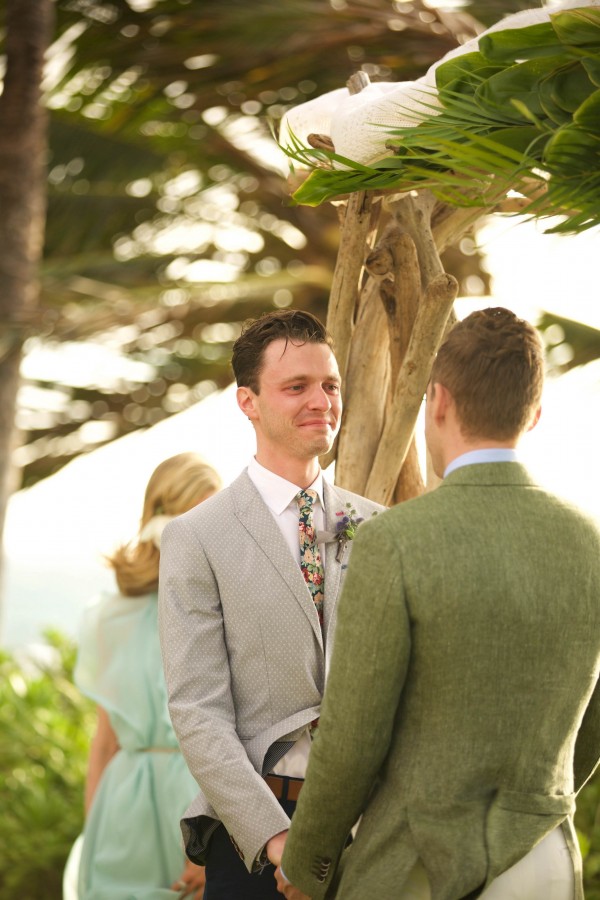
top-left (444, 448), bottom-right (519, 479)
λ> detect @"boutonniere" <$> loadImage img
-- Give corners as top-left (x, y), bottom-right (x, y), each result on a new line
top-left (319, 503), bottom-right (377, 562)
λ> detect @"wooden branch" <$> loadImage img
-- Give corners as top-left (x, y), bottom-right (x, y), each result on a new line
top-left (366, 227), bottom-right (420, 384)
top-left (347, 71), bottom-right (371, 94)
top-left (385, 191), bottom-right (444, 287)
top-left (494, 197), bottom-right (533, 214)
top-left (519, 177), bottom-right (549, 203)
top-left (326, 190), bottom-right (374, 384)
top-left (307, 133), bottom-right (335, 153)
top-left (429, 178), bottom-right (549, 252)
top-left (365, 224), bottom-right (425, 501)
top-left (432, 205), bottom-right (492, 254)
top-left (365, 272), bottom-right (458, 505)
top-left (333, 277), bottom-right (390, 492)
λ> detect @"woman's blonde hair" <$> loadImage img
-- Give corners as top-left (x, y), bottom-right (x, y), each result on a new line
top-left (108, 453), bottom-right (221, 597)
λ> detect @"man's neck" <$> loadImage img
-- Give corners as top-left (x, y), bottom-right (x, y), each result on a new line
top-left (253, 452), bottom-right (320, 490)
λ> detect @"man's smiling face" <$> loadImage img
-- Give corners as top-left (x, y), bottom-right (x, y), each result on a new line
top-left (241, 338), bottom-right (342, 468)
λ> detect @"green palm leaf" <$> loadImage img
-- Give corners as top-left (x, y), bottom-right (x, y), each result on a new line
top-left (479, 21), bottom-right (566, 61)
top-left (286, 7), bottom-right (600, 234)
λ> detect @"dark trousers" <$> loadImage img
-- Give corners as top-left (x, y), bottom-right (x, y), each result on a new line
top-left (203, 797), bottom-right (297, 900)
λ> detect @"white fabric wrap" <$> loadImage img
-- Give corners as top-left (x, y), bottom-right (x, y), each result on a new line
top-left (280, 2), bottom-right (600, 167)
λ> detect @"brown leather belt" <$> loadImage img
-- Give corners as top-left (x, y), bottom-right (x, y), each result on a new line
top-left (265, 774), bottom-right (304, 802)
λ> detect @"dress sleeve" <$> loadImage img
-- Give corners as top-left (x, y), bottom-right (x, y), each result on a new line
top-left (74, 592), bottom-right (152, 737)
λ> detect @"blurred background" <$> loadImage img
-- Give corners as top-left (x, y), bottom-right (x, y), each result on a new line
top-left (0, 1), bottom-right (598, 896)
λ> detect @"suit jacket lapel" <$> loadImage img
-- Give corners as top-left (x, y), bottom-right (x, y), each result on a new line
top-left (231, 471), bottom-right (323, 648)
top-left (322, 481), bottom-right (345, 645)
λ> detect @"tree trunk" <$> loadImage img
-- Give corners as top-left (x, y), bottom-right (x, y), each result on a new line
top-left (0, 0), bottom-right (54, 621)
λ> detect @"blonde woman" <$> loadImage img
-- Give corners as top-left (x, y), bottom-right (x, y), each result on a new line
top-left (71, 454), bottom-right (221, 900)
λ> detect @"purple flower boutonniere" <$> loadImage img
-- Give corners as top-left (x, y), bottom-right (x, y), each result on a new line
top-left (320, 502), bottom-right (377, 562)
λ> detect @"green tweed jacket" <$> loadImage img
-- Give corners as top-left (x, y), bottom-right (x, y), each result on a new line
top-left (281, 463), bottom-right (600, 900)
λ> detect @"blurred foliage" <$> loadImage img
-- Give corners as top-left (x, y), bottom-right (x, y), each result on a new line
top-left (2, 0), bottom-right (496, 487)
top-left (0, 0), bottom-right (596, 489)
top-left (539, 310), bottom-right (600, 373)
top-left (0, 631), bottom-right (94, 899)
top-left (468, 0), bottom-right (531, 27)
top-left (0, 629), bottom-right (598, 897)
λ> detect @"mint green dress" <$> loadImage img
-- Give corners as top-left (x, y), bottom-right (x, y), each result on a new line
top-left (74, 592), bottom-right (199, 899)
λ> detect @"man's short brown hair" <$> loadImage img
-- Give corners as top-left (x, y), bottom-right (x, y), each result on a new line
top-left (430, 307), bottom-right (544, 441)
top-left (232, 309), bottom-right (334, 393)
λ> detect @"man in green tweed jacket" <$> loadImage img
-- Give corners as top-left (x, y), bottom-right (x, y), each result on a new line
top-left (273, 308), bottom-right (600, 900)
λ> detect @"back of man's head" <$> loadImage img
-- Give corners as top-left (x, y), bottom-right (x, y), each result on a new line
top-left (232, 309), bottom-right (333, 393)
top-left (431, 307), bottom-right (544, 441)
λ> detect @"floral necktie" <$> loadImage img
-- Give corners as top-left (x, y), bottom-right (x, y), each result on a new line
top-left (296, 489), bottom-right (325, 628)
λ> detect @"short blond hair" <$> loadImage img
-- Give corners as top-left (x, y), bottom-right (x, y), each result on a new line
top-left (108, 453), bottom-right (221, 597)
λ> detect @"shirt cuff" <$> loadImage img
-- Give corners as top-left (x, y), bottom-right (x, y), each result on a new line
top-left (254, 845), bottom-right (270, 871)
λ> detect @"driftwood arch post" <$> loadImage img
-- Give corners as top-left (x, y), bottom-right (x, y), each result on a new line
top-left (306, 75), bottom-right (503, 507)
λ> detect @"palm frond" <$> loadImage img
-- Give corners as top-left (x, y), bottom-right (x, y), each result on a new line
top-left (284, 6), bottom-right (600, 234)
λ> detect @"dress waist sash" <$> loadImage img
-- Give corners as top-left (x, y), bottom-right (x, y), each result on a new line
top-left (135, 746), bottom-right (179, 753)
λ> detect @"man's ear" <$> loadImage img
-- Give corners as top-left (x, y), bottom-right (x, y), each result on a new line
top-left (430, 381), bottom-right (452, 425)
top-left (527, 405), bottom-right (542, 432)
top-left (237, 385), bottom-right (257, 420)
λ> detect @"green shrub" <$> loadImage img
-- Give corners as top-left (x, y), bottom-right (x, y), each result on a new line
top-left (0, 631), bottom-right (94, 899)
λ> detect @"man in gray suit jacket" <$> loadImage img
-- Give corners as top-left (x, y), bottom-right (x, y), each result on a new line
top-left (159, 309), bottom-right (382, 899)
top-left (276, 307), bottom-right (600, 900)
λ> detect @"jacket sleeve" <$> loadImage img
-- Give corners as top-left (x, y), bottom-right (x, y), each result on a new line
top-left (158, 516), bottom-right (290, 871)
top-left (281, 514), bottom-right (411, 898)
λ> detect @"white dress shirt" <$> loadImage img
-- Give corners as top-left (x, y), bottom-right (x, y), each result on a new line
top-left (247, 457), bottom-right (326, 779)
top-left (247, 457), bottom-right (326, 567)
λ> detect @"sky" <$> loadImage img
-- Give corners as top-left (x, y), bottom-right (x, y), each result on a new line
top-left (1, 213), bottom-right (599, 650)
